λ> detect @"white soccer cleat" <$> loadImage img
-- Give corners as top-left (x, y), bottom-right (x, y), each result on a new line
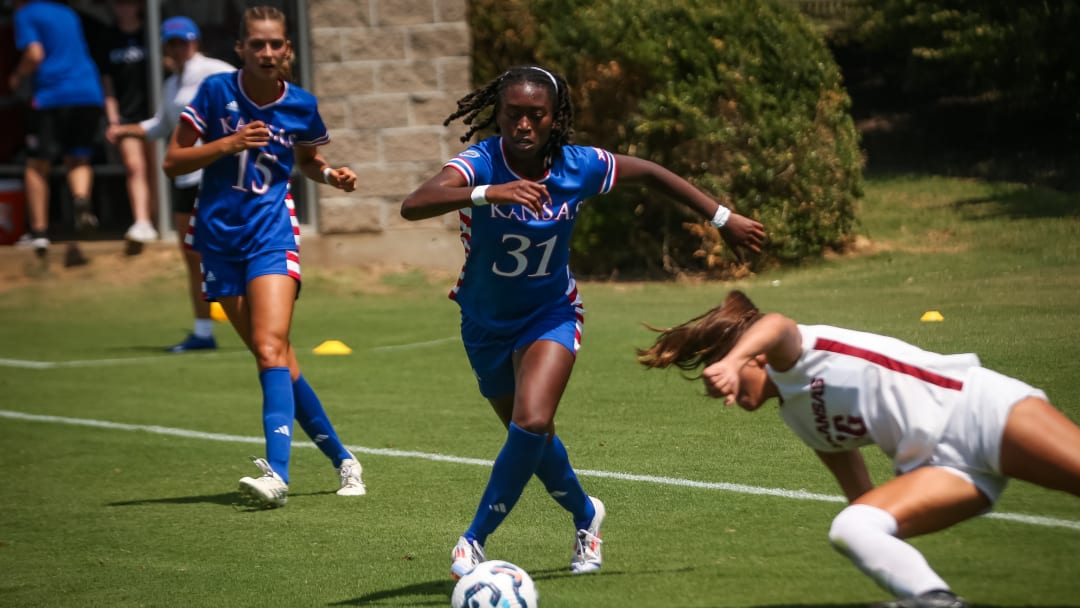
top-left (450, 535), bottom-right (486, 580)
top-left (570, 496), bottom-right (605, 574)
top-left (238, 457), bottom-right (288, 508)
top-left (124, 221), bottom-right (160, 243)
top-left (336, 457), bottom-right (366, 496)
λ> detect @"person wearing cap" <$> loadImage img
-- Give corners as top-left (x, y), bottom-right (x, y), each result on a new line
top-left (107, 16), bottom-right (235, 352)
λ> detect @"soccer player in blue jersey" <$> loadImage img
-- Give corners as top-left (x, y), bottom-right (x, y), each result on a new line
top-left (162, 6), bottom-right (365, 508)
top-left (401, 65), bottom-right (766, 578)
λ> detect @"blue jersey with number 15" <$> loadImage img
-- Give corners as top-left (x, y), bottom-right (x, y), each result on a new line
top-left (180, 71), bottom-right (329, 259)
top-left (445, 136), bottom-right (618, 333)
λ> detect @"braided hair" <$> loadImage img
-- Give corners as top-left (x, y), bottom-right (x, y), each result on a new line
top-left (637, 291), bottom-right (764, 375)
top-left (445, 65), bottom-right (574, 167)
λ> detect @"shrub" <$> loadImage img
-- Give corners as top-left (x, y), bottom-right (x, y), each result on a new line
top-left (467, 0), bottom-right (863, 277)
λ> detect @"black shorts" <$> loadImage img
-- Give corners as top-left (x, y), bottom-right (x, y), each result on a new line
top-left (25, 105), bottom-right (103, 161)
top-left (171, 183), bottom-right (199, 214)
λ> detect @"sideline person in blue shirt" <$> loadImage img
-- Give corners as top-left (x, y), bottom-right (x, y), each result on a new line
top-left (10, 0), bottom-right (104, 267)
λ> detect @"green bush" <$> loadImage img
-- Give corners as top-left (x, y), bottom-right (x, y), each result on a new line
top-left (467, 0), bottom-right (863, 277)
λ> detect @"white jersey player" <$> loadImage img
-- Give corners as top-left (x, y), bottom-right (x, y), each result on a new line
top-left (638, 290), bottom-right (1080, 608)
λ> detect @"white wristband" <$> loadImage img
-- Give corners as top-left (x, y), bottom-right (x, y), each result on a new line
top-left (321, 166), bottom-right (333, 184)
top-left (470, 185), bottom-right (490, 206)
top-left (710, 205), bottom-right (731, 229)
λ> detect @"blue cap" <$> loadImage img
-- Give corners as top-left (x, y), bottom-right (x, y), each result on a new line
top-left (162, 16), bottom-right (200, 42)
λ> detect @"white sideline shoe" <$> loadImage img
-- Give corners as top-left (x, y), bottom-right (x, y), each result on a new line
top-left (336, 457), bottom-right (366, 496)
top-left (124, 221), bottom-right (159, 243)
top-left (450, 535), bottom-right (485, 580)
top-left (570, 496), bottom-right (605, 574)
top-left (238, 457), bottom-right (288, 508)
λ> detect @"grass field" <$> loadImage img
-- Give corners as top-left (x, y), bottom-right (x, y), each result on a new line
top-left (1, 175), bottom-right (1078, 607)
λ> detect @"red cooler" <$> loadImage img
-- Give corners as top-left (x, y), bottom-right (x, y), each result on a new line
top-left (0, 179), bottom-right (26, 245)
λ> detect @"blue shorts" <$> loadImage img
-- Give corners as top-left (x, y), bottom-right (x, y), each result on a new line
top-left (200, 249), bottom-right (301, 301)
top-left (461, 306), bottom-right (583, 399)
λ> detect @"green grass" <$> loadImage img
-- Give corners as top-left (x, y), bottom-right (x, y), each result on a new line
top-left (1, 175), bottom-right (1078, 607)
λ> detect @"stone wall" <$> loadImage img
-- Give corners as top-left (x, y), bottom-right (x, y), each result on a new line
top-left (305, 0), bottom-right (470, 269)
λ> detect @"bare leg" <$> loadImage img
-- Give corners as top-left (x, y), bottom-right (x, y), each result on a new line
top-left (828, 467), bottom-right (988, 599)
top-left (174, 211), bottom-right (211, 321)
top-left (64, 157), bottom-right (93, 200)
top-left (24, 159), bottom-right (50, 235)
top-left (119, 137), bottom-right (152, 225)
top-left (511, 339), bottom-right (574, 434)
top-left (999, 397), bottom-right (1080, 496)
top-left (221, 273), bottom-right (299, 377)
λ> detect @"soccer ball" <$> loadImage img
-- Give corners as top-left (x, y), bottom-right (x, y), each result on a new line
top-left (451, 560), bottom-right (538, 608)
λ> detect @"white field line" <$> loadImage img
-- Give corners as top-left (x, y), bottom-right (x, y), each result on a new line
top-left (0, 336), bottom-right (460, 369)
top-left (1, 409), bottom-right (1077, 532)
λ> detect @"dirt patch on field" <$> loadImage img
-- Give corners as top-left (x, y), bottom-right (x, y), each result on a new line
top-left (0, 235), bottom-right (462, 296)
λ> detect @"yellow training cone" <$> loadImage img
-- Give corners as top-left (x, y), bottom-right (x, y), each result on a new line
top-left (209, 301), bottom-right (228, 323)
top-left (313, 340), bottom-right (353, 355)
top-left (920, 310), bottom-right (945, 322)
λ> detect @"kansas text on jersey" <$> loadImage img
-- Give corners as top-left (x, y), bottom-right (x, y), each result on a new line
top-left (446, 137), bottom-right (617, 333)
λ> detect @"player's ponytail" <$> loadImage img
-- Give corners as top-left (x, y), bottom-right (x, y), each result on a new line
top-left (637, 291), bottom-right (763, 374)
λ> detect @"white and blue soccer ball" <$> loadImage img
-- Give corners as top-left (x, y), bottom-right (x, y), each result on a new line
top-left (451, 560), bottom-right (538, 608)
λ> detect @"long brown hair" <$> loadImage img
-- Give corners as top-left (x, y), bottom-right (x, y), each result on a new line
top-left (237, 5), bottom-right (293, 82)
top-left (637, 290), bottom-right (763, 373)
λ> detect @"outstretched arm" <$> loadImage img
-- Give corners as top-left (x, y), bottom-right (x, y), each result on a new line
top-left (815, 449), bottom-right (874, 502)
top-left (701, 313), bottom-right (801, 406)
top-left (614, 154), bottom-right (765, 255)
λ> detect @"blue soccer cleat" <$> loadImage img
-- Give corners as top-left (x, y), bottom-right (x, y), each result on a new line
top-left (165, 333), bottom-right (217, 353)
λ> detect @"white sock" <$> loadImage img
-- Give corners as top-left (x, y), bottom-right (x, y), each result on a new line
top-left (193, 318), bottom-right (214, 339)
top-left (828, 504), bottom-right (949, 597)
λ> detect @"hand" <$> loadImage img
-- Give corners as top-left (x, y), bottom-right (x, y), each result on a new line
top-left (326, 167), bottom-right (357, 192)
top-left (720, 213), bottom-right (765, 257)
top-left (105, 124), bottom-right (125, 144)
top-left (228, 120), bottom-right (271, 153)
top-left (487, 180), bottom-right (551, 215)
top-left (702, 359), bottom-right (742, 406)
top-left (7, 73), bottom-right (18, 93)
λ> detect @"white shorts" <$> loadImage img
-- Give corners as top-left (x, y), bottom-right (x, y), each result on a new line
top-left (925, 367), bottom-right (1047, 504)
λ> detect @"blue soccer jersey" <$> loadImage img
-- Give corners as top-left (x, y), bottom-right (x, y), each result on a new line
top-left (445, 137), bottom-right (617, 333)
top-left (180, 71), bottom-right (329, 259)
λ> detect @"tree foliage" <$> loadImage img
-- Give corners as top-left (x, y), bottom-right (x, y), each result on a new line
top-left (466, 0), bottom-right (864, 277)
top-left (850, 0), bottom-right (1080, 105)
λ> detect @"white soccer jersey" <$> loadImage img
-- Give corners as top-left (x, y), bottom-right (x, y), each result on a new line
top-left (767, 325), bottom-right (981, 473)
top-left (139, 53), bottom-right (235, 188)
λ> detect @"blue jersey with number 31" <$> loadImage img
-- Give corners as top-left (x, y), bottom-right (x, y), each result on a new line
top-left (180, 71), bottom-right (329, 259)
top-left (445, 136), bottom-right (618, 333)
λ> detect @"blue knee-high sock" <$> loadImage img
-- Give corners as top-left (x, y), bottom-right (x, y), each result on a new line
top-left (465, 423), bottom-right (548, 545)
top-left (293, 374), bottom-right (351, 468)
top-left (259, 367), bottom-right (295, 483)
top-left (534, 434), bottom-right (595, 530)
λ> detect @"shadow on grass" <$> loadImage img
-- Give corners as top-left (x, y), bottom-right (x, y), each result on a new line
top-left (951, 189), bottom-right (1080, 221)
top-left (107, 491), bottom-right (341, 511)
top-left (755, 605), bottom-right (1080, 608)
top-left (329, 568), bottom-right (678, 606)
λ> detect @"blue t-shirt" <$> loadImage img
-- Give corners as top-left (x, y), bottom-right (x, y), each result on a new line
top-left (180, 71), bottom-right (329, 259)
top-left (445, 136), bottom-right (618, 333)
top-left (14, 0), bottom-right (103, 109)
